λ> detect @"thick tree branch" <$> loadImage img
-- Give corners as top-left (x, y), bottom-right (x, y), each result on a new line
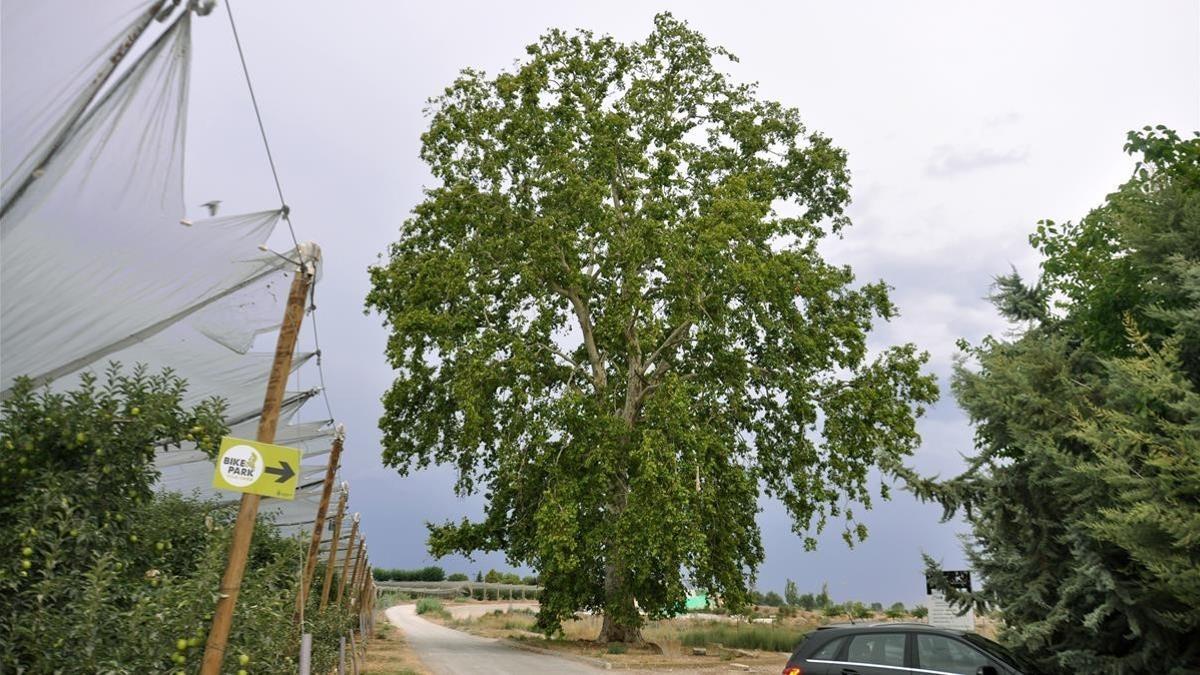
top-left (646, 320), bottom-right (693, 377)
top-left (551, 281), bottom-right (607, 390)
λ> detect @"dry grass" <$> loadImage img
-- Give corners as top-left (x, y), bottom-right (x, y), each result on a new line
top-left (362, 613), bottom-right (430, 675)
top-left (444, 608), bottom-right (795, 671)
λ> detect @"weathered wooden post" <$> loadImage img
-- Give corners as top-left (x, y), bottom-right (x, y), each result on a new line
top-left (349, 540), bottom-right (366, 608)
top-left (296, 430), bottom-right (344, 621)
top-left (319, 483), bottom-right (348, 608)
top-left (336, 513), bottom-right (360, 606)
top-left (201, 245), bottom-right (319, 675)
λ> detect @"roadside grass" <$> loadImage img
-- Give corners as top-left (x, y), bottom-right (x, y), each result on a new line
top-left (453, 608), bottom-right (807, 654)
top-left (415, 598), bottom-right (450, 620)
top-left (676, 622), bottom-right (807, 652)
top-left (450, 608), bottom-right (538, 633)
top-left (362, 613), bottom-right (428, 674)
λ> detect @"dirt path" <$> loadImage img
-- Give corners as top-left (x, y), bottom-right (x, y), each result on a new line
top-left (384, 604), bottom-right (606, 674)
top-left (444, 601), bottom-right (540, 620)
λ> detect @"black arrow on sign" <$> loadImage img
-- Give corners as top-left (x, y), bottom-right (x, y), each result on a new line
top-left (264, 460), bottom-right (295, 484)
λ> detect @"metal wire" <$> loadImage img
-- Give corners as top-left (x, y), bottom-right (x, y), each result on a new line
top-left (223, 0), bottom-right (336, 424)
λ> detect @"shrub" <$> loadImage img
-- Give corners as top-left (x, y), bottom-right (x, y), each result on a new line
top-left (447, 572), bottom-right (469, 581)
top-left (679, 623), bottom-right (808, 652)
top-left (822, 603), bottom-right (844, 618)
top-left (763, 591), bottom-right (784, 607)
top-left (885, 602), bottom-right (907, 619)
top-left (912, 605), bottom-right (928, 619)
top-left (416, 598), bottom-right (445, 615)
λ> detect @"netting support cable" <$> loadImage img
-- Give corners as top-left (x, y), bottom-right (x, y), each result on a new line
top-left (224, 0), bottom-right (336, 423)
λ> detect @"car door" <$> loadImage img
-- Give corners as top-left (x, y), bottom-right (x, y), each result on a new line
top-left (914, 633), bottom-right (1004, 675)
top-left (822, 632), bottom-right (912, 675)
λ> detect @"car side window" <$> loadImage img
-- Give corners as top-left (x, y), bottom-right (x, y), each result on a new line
top-left (916, 634), bottom-right (992, 674)
top-left (811, 636), bottom-right (844, 660)
top-left (845, 633), bottom-right (905, 667)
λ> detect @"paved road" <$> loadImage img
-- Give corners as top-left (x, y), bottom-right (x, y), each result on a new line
top-left (385, 604), bottom-right (606, 674)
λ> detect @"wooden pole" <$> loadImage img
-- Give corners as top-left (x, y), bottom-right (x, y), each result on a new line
top-left (349, 540), bottom-right (366, 608)
top-left (336, 514), bottom-right (360, 606)
top-left (350, 552), bottom-right (364, 610)
top-left (319, 486), bottom-right (348, 609)
top-left (201, 249), bottom-right (318, 675)
top-left (295, 433), bottom-right (344, 621)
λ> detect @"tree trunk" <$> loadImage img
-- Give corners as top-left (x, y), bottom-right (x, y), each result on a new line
top-left (598, 561), bottom-right (643, 643)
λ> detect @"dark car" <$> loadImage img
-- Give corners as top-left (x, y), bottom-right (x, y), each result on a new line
top-left (781, 623), bottom-right (1041, 675)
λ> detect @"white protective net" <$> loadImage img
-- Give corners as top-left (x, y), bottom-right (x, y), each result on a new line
top-left (1, 0), bottom-right (351, 541)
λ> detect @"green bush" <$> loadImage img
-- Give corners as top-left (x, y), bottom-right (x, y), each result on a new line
top-left (678, 623), bottom-right (808, 652)
top-left (885, 602), bottom-right (907, 619)
top-left (416, 598), bottom-right (444, 615)
top-left (447, 572), bottom-right (469, 581)
top-left (0, 367), bottom-right (357, 673)
top-left (912, 605), bottom-right (928, 619)
top-left (822, 603), bottom-right (844, 618)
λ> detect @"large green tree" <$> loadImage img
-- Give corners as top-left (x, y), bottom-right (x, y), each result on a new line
top-left (914, 128), bottom-right (1200, 672)
top-left (367, 14), bottom-right (936, 641)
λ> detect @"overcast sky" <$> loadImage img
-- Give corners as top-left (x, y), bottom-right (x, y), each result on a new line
top-left (173, 0), bottom-right (1200, 605)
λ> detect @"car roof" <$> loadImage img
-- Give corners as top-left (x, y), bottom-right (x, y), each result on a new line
top-left (814, 622), bottom-right (971, 636)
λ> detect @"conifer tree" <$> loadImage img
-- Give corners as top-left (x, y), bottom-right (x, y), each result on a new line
top-left (911, 127), bottom-right (1200, 673)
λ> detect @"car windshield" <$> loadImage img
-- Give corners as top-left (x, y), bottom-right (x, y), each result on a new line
top-left (961, 634), bottom-right (1041, 674)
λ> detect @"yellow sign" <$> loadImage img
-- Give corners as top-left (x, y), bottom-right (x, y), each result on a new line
top-left (212, 436), bottom-right (301, 500)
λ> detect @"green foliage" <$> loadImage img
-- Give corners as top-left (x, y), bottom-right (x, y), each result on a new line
top-left (415, 598), bottom-right (445, 615)
top-left (763, 591), bottom-right (784, 607)
top-left (678, 622), bottom-right (807, 652)
top-left (373, 566), bottom-right (446, 582)
top-left (783, 579), bottom-right (799, 607)
top-left (447, 572), bottom-right (469, 581)
top-left (821, 603), bottom-right (843, 619)
top-left (911, 605), bottom-right (928, 619)
top-left (848, 601), bottom-right (871, 619)
top-left (884, 602), bottom-right (906, 619)
top-left (910, 128), bottom-right (1200, 673)
top-left (816, 582), bottom-right (831, 609)
top-left (367, 12), bottom-right (936, 642)
top-left (481, 568), bottom-right (522, 585)
top-left (0, 366), bottom-right (356, 673)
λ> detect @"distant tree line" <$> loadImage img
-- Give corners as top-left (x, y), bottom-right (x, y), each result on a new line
top-left (372, 566), bottom-right (446, 582)
top-left (743, 579), bottom-right (925, 619)
top-left (371, 566), bottom-right (540, 585)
